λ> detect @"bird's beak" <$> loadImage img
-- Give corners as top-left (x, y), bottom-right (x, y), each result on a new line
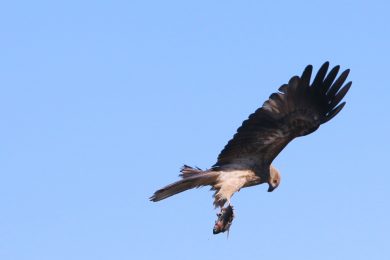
top-left (267, 185), bottom-right (275, 192)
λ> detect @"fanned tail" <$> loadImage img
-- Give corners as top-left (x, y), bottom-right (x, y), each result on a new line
top-left (150, 165), bottom-right (219, 202)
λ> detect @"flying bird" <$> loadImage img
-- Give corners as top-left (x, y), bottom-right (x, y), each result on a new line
top-left (150, 62), bottom-right (352, 234)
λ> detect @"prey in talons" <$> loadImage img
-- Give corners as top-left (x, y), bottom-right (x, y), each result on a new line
top-left (213, 205), bottom-right (234, 234)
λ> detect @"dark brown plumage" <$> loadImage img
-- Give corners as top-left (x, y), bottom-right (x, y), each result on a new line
top-left (213, 62), bottom-right (351, 177)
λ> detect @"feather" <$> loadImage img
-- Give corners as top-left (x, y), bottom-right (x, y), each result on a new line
top-left (300, 65), bottom-right (313, 87)
top-left (312, 62), bottom-right (329, 90)
top-left (322, 102), bottom-right (346, 124)
top-left (329, 82), bottom-right (352, 110)
top-left (327, 69), bottom-right (350, 98)
top-left (322, 65), bottom-right (340, 94)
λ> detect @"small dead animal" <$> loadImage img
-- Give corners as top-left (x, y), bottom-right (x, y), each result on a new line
top-left (213, 205), bottom-right (234, 234)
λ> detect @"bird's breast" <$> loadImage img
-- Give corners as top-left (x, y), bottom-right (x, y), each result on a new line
top-left (214, 169), bottom-right (262, 190)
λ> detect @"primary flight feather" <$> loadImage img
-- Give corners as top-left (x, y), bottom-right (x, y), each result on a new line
top-left (150, 62), bottom-right (351, 234)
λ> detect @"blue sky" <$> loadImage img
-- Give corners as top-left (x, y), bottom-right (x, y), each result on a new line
top-left (1, 1), bottom-right (389, 259)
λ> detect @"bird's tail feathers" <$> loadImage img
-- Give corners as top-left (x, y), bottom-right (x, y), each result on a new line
top-left (179, 164), bottom-right (204, 178)
top-left (150, 165), bottom-right (218, 202)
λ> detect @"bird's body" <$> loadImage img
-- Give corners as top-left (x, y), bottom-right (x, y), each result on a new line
top-left (151, 165), bottom-right (278, 208)
top-left (211, 169), bottom-right (260, 207)
top-left (150, 62), bottom-right (351, 234)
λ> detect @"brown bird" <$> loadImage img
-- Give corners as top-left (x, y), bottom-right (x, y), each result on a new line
top-left (150, 62), bottom-right (351, 233)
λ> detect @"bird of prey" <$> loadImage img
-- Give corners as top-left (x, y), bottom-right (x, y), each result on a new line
top-left (150, 62), bottom-right (351, 234)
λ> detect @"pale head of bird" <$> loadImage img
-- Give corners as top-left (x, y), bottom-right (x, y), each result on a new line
top-left (267, 165), bottom-right (281, 192)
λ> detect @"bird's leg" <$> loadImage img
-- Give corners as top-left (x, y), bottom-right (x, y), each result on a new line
top-left (216, 200), bottom-right (228, 217)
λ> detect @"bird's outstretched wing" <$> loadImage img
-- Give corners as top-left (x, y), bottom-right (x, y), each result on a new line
top-left (213, 62), bottom-right (351, 173)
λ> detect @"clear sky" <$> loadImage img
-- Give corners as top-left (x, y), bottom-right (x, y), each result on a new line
top-left (1, 1), bottom-right (389, 259)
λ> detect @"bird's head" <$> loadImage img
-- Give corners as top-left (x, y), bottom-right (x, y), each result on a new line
top-left (267, 165), bottom-right (281, 192)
